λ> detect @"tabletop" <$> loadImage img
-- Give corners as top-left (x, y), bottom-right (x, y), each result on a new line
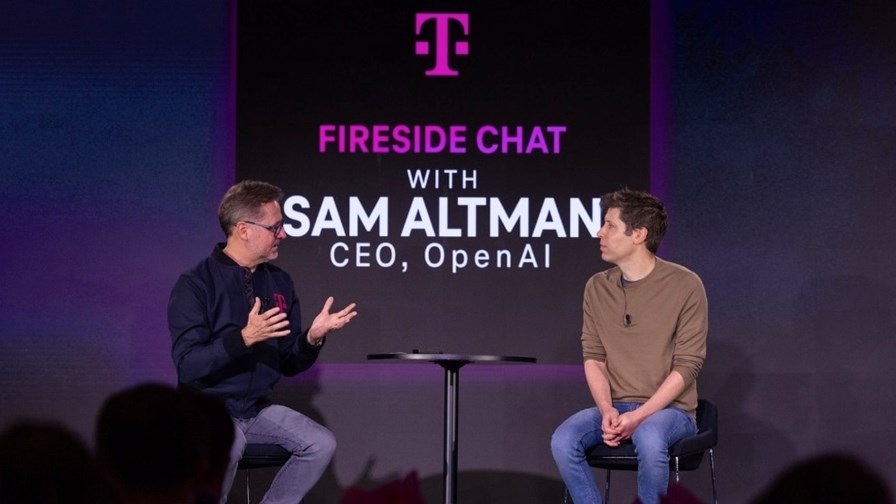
top-left (366, 352), bottom-right (536, 365)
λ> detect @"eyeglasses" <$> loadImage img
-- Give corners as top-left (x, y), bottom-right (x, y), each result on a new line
top-left (243, 219), bottom-right (285, 236)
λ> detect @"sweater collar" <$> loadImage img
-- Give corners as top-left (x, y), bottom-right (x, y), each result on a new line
top-left (213, 243), bottom-right (274, 279)
top-left (212, 243), bottom-right (237, 266)
top-left (617, 257), bottom-right (666, 287)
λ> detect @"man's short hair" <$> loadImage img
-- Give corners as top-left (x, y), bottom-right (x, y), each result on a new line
top-left (600, 189), bottom-right (667, 254)
top-left (218, 180), bottom-right (284, 237)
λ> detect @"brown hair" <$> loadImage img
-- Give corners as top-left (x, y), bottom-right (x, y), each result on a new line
top-left (600, 189), bottom-right (667, 254)
top-left (217, 180), bottom-right (284, 237)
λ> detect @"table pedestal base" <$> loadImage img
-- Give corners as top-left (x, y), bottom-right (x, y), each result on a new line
top-left (366, 352), bottom-right (536, 504)
top-left (440, 361), bottom-right (465, 504)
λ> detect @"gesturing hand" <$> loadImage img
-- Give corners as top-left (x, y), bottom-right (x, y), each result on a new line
top-left (307, 296), bottom-right (358, 344)
top-left (241, 297), bottom-right (290, 347)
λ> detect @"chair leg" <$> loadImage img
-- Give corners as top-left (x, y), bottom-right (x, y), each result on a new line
top-left (709, 449), bottom-right (718, 504)
top-left (245, 469), bottom-right (251, 504)
top-left (604, 470), bottom-right (612, 504)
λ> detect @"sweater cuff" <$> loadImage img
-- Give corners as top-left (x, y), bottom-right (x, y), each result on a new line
top-left (301, 329), bottom-right (325, 351)
top-left (222, 328), bottom-right (250, 358)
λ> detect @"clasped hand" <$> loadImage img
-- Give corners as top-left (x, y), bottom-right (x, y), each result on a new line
top-left (601, 408), bottom-right (641, 447)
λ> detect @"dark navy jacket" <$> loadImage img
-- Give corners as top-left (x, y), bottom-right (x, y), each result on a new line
top-left (168, 244), bottom-right (321, 418)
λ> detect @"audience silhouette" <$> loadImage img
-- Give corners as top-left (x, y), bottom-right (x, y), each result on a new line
top-left (0, 420), bottom-right (115, 503)
top-left (95, 383), bottom-right (234, 504)
top-left (751, 453), bottom-right (892, 504)
top-left (6, 384), bottom-right (894, 504)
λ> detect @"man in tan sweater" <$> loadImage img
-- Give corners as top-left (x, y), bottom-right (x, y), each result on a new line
top-left (551, 189), bottom-right (708, 504)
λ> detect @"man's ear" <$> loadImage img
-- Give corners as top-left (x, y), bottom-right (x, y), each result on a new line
top-left (631, 226), bottom-right (648, 245)
top-left (234, 222), bottom-right (250, 241)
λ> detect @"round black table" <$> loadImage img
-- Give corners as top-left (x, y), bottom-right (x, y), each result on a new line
top-left (367, 352), bottom-right (537, 504)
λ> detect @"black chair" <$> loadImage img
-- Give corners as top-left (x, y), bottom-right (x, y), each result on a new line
top-left (568, 399), bottom-right (719, 504)
top-left (237, 443), bottom-right (292, 504)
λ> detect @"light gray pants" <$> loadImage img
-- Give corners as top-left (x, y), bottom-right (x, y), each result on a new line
top-left (221, 405), bottom-right (336, 504)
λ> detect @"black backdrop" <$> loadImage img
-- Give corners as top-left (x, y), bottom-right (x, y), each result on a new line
top-left (236, 1), bottom-right (650, 363)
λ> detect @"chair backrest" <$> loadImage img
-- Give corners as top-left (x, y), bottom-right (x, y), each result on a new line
top-left (670, 399), bottom-right (719, 471)
top-left (695, 399), bottom-right (719, 445)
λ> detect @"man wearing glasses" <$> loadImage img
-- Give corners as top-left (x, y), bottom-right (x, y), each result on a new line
top-left (168, 180), bottom-right (358, 503)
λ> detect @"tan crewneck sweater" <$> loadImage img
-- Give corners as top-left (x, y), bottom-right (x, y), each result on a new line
top-left (581, 258), bottom-right (708, 417)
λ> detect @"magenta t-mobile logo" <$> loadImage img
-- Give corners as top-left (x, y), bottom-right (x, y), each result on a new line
top-left (415, 13), bottom-right (469, 77)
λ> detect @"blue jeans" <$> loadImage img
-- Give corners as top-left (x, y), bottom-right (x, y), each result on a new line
top-left (551, 403), bottom-right (696, 504)
top-left (220, 404), bottom-right (336, 504)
